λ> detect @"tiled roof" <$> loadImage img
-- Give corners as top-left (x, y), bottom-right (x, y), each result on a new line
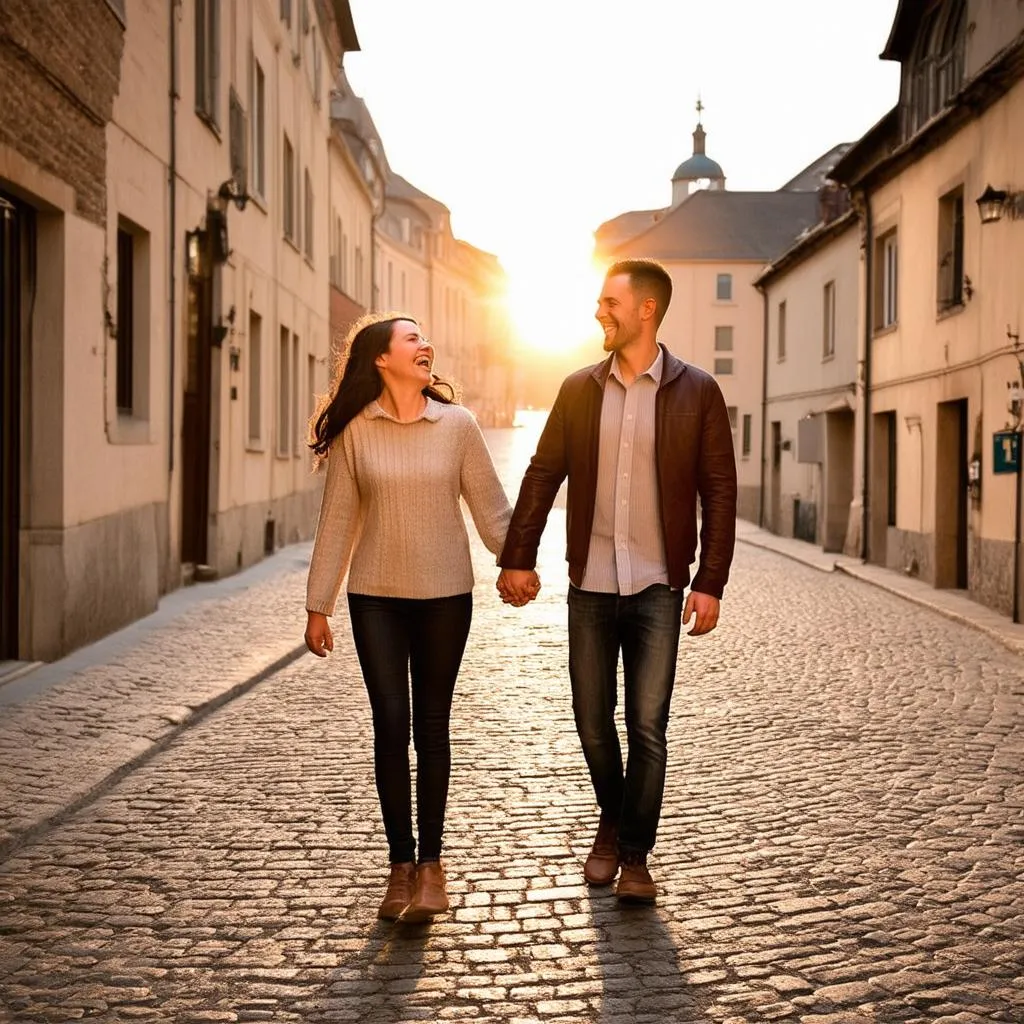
top-left (603, 190), bottom-right (820, 262)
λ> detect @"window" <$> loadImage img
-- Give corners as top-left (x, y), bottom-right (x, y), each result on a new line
top-left (248, 310), bottom-right (262, 443)
top-left (778, 300), bottom-right (787, 360)
top-left (307, 353), bottom-right (316, 445)
top-left (278, 325), bottom-right (291, 455)
top-left (937, 186), bottom-right (964, 313)
top-left (874, 229), bottom-right (898, 330)
top-left (229, 88), bottom-right (247, 195)
top-left (312, 28), bottom-right (322, 106)
top-left (886, 411), bottom-right (897, 527)
top-left (116, 228), bottom-right (135, 414)
top-left (387, 262), bottom-right (393, 307)
top-left (292, 334), bottom-right (301, 456)
top-left (280, 0), bottom-right (292, 28)
top-left (251, 58), bottom-right (266, 198)
top-left (355, 245), bottom-right (364, 303)
top-left (742, 414), bottom-right (752, 457)
top-left (283, 135), bottom-right (295, 242)
top-left (902, 0), bottom-right (965, 139)
top-left (714, 358), bottom-right (733, 376)
top-left (823, 280), bottom-right (836, 358)
top-left (115, 220), bottom-right (150, 423)
top-left (303, 168), bottom-right (313, 260)
top-left (195, 0), bottom-right (220, 127)
top-left (727, 406), bottom-right (738, 431)
top-left (716, 273), bottom-right (732, 301)
top-left (714, 326), bottom-right (733, 351)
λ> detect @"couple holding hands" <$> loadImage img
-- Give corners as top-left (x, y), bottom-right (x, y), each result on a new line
top-left (303, 258), bottom-right (737, 923)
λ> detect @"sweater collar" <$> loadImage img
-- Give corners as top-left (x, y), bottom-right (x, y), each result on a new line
top-left (364, 396), bottom-right (443, 424)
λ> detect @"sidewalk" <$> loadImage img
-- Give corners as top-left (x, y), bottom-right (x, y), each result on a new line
top-left (734, 518), bottom-right (1024, 658)
top-left (1, 519), bottom-right (1021, 865)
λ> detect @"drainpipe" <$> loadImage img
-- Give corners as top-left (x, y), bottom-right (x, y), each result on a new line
top-left (859, 188), bottom-right (874, 562)
top-left (758, 283), bottom-right (769, 528)
top-left (168, 0), bottom-right (179, 474)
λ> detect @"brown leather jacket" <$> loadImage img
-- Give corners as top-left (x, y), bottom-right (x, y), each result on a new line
top-left (499, 345), bottom-right (738, 599)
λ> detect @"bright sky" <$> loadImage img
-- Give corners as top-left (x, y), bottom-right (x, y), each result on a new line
top-left (345, 0), bottom-right (902, 352)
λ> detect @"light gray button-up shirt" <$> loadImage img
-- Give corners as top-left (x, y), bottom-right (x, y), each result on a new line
top-left (580, 348), bottom-right (668, 595)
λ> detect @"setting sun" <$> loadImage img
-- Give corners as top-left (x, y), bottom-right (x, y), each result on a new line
top-left (502, 240), bottom-right (607, 354)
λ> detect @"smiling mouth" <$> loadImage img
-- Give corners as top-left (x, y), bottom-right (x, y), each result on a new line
top-left (415, 356), bottom-right (432, 370)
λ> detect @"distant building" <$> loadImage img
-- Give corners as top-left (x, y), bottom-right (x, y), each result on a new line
top-left (831, 0), bottom-right (1024, 620)
top-left (595, 105), bottom-right (826, 521)
top-left (755, 189), bottom-right (859, 552)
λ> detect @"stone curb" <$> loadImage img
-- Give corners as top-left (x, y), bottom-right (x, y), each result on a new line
top-left (0, 642), bottom-right (308, 864)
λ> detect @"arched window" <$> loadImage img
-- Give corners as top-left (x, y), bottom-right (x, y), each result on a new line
top-left (904, 0), bottom-right (965, 138)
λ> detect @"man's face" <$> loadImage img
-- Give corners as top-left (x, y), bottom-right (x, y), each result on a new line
top-left (595, 273), bottom-right (643, 353)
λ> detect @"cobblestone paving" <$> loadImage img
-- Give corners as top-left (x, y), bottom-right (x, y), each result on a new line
top-left (0, 421), bottom-right (1022, 1023)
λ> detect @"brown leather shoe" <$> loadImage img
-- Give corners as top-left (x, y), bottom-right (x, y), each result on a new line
top-left (616, 855), bottom-right (656, 904)
top-left (400, 860), bottom-right (449, 922)
top-left (377, 861), bottom-right (416, 920)
top-left (583, 816), bottom-right (619, 886)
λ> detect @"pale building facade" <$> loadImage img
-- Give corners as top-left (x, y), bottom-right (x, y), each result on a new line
top-left (756, 208), bottom-right (860, 551)
top-left (595, 114), bottom-right (821, 521)
top-left (0, 0), bottom-right (361, 663)
top-left (832, 0), bottom-right (1024, 619)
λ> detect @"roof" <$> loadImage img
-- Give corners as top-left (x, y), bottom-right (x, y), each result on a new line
top-left (672, 153), bottom-right (724, 181)
top-left (780, 143), bottom-right (855, 191)
top-left (754, 207), bottom-right (858, 289)
top-left (880, 0), bottom-right (927, 61)
top-left (828, 108), bottom-right (900, 188)
top-left (603, 190), bottom-right (821, 262)
top-left (594, 208), bottom-right (666, 251)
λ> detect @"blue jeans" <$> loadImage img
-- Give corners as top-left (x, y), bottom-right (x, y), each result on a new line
top-left (567, 583), bottom-right (684, 856)
top-left (347, 592), bottom-right (472, 864)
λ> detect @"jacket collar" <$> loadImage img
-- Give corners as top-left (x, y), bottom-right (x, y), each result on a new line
top-left (590, 342), bottom-right (687, 388)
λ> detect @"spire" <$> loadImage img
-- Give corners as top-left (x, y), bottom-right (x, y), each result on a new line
top-left (692, 95), bottom-right (706, 156)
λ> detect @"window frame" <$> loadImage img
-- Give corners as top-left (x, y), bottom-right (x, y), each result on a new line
top-left (282, 134), bottom-right (296, 244)
top-left (936, 186), bottom-right (965, 315)
top-left (194, 0), bottom-right (220, 130)
top-left (715, 273), bottom-right (733, 302)
top-left (823, 280), bottom-right (836, 359)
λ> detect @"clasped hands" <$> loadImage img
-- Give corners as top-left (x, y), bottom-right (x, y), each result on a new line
top-left (496, 568), bottom-right (541, 607)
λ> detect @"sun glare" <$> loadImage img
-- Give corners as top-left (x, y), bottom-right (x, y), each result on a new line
top-left (503, 246), bottom-right (606, 355)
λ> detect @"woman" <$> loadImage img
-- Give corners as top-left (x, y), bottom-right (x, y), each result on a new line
top-left (304, 312), bottom-right (525, 924)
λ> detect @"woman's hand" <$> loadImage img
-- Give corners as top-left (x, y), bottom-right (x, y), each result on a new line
top-left (305, 611), bottom-right (334, 657)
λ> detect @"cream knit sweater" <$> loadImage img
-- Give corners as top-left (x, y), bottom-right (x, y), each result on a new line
top-left (305, 398), bottom-right (512, 615)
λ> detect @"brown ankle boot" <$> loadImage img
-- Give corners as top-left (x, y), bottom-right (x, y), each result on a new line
top-left (400, 860), bottom-right (449, 922)
top-left (377, 862), bottom-right (416, 920)
top-left (583, 816), bottom-right (619, 886)
top-left (616, 851), bottom-right (657, 904)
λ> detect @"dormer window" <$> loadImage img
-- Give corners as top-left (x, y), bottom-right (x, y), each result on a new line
top-left (902, 0), bottom-right (965, 140)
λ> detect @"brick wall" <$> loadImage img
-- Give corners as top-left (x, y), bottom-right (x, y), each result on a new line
top-left (0, 0), bottom-right (124, 225)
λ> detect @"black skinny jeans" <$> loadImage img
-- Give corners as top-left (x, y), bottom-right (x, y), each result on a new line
top-left (347, 591), bottom-right (472, 864)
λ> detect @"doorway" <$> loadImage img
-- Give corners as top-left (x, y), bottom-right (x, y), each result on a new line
top-left (870, 411), bottom-right (896, 567)
top-left (0, 192), bottom-right (24, 659)
top-left (180, 239), bottom-right (214, 567)
top-left (935, 398), bottom-right (968, 589)
top-left (769, 420), bottom-right (782, 534)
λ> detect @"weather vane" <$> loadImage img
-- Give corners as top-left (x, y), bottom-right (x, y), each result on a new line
top-left (696, 95), bottom-right (704, 120)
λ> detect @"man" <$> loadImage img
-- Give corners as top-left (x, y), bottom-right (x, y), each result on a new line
top-left (497, 258), bottom-right (737, 903)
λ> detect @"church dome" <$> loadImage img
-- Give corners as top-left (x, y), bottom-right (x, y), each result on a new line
top-left (672, 152), bottom-right (725, 182)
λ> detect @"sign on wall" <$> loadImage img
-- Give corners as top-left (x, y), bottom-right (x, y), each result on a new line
top-left (993, 430), bottom-right (1020, 474)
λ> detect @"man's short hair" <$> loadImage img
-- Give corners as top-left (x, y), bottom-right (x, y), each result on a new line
top-left (606, 258), bottom-right (673, 327)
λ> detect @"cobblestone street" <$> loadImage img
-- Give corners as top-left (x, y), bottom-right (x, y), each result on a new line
top-left (1, 420), bottom-right (1023, 1024)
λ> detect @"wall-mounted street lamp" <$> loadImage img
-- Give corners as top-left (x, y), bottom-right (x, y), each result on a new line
top-left (217, 177), bottom-right (251, 212)
top-left (976, 184), bottom-right (1024, 224)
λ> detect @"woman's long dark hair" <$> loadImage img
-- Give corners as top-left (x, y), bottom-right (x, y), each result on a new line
top-left (308, 312), bottom-right (456, 468)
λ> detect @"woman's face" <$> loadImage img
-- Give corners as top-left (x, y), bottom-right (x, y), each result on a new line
top-left (375, 319), bottom-right (434, 386)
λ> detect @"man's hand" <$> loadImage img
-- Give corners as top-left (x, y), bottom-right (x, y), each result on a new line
top-left (497, 568), bottom-right (541, 607)
top-left (304, 611), bottom-right (334, 657)
top-left (683, 591), bottom-right (720, 636)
